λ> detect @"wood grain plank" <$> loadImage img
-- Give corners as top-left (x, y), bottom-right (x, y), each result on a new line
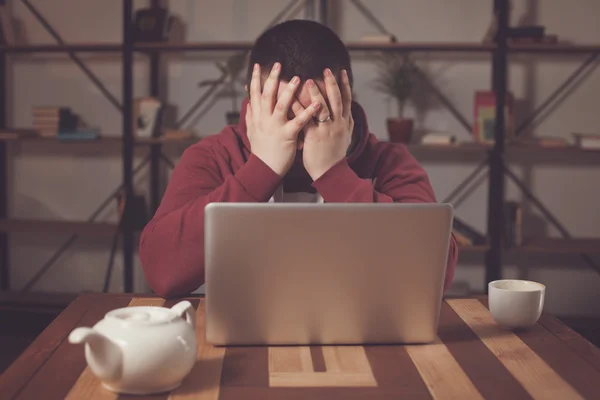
top-left (220, 386), bottom-right (418, 399)
top-left (405, 337), bottom-right (484, 399)
top-left (437, 302), bottom-right (532, 400)
top-left (322, 346), bottom-right (373, 374)
top-left (509, 314), bottom-right (600, 399)
top-left (220, 346), bottom-right (269, 388)
top-left (268, 345), bottom-right (376, 388)
top-left (170, 299), bottom-right (226, 400)
top-left (0, 293), bottom-right (94, 399)
top-left (449, 299), bottom-right (585, 400)
top-left (15, 294), bottom-right (132, 400)
top-left (538, 313), bottom-right (600, 372)
top-left (364, 346), bottom-right (432, 398)
top-left (65, 367), bottom-right (117, 400)
top-left (268, 346), bottom-right (313, 373)
top-left (128, 298), bottom-right (167, 307)
top-left (268, 372), bottom-right (377, 387)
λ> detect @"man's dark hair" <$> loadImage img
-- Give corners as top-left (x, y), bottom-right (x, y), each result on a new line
top-left (246, 19), bottom-right (353, 88)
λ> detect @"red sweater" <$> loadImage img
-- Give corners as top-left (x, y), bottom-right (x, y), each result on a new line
top-left (139, 100), bottom-right (458, 298)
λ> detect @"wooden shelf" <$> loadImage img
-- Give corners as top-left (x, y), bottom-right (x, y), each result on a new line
top-left (406, 143), bottom-right (600, 156)
top-left (0, 135), bottom-right (199, 146)
top-left (510, 238), bottom-right (600, 254)
top-left (509, 44), bottom-right (600, 54)
top-left (134, 42), bottom-right (252, 52)
top-left (3, 41), bottom-right (492, 53)
top-left (456, 238), bottom-right (600, 255)
top-left (4, 41), bottom-right (599, 55)
top-left (407, 143), bottom-right (490, 152)
top-left (345, 42), bottom-right (494, 52)
top-left (2, 43), bottom-right (123, 53)
top-left (0, 219), bottom-right (118, 236)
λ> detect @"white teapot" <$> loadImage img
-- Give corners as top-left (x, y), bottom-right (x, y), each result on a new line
top-left (68, 301), bottom-right (197, 395)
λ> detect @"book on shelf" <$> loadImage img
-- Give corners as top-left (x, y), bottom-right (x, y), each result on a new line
top-left (163, 129), bottom-right (193, 140)
top-left (421, 133), bottom-right (456, 146)
top-left (32, 106), bottom-right (79, 137)
top-left (510, 25), bottom-right (545, 39)
top-left (473, 90), bottom-right (515, 143)
top-left (572, 133), bottom-right (600, 150)
top-left (453, 229), bottom-right (474, 247)
top-left (503, 201), bottom-right (523, 247)
top-left (510, 35), bottom-right (559, 45)
top-left (358, 34), bottom-right (397, 43)
top-left (57, 129), bottom-right (100, 141)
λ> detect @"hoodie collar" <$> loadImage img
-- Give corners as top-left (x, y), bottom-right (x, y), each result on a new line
top-left (236, 97), bottom-right (370, 165)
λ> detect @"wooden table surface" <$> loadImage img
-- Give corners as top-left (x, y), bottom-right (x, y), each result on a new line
top-left (2, 294), bottom-right (600, 400)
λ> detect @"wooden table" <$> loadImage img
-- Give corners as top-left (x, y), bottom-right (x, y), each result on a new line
top-left (2, 294), bottom-right (600, 399)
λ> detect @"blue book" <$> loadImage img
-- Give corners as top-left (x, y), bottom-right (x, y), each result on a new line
top-left (57, 129), bottom-right (100, 141)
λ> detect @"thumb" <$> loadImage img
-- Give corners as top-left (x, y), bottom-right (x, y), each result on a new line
top-left (245, 103), bottom-right (253, 131)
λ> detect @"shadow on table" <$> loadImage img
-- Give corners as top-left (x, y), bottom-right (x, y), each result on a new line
top-left (174, 354), bottom-right (241, 395)
top-left (438, 322), bottom-right (512, 344)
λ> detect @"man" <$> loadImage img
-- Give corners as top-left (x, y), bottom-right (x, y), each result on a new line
top-left (139, 19), bottom-right (458, 298)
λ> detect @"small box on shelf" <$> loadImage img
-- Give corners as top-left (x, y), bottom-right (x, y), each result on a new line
top-left (473, 90), bottom-right (515, 143)
top-left (572, 133), bottom-right (600, 150)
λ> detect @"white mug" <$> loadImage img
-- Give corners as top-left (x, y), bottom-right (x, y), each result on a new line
top-left (488, 279), bottom-right (545, 330)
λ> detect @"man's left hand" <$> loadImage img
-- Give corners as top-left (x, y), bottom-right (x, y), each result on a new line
top-left (293, 69), bottom-right (354, 181)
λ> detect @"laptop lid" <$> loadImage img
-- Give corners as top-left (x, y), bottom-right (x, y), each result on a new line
top-left (204, 202), bottom-right (454, 345)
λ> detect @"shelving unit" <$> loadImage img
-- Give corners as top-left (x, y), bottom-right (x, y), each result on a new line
top-left (0, 0), bottom-right (599, 294)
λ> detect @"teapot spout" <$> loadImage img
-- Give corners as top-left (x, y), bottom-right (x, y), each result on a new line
top-left (69, 327), bottom-right (122, 382)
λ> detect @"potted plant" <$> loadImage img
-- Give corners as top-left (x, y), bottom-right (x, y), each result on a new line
top-left (198, 53), bottom-right (247, 125)
top-left (373, 52), bottom-right (419, 143)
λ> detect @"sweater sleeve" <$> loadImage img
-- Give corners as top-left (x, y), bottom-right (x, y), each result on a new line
top-left (139, 143), bottom-right (281, 298)
top-left (312, 143), bottom-right (458, 291)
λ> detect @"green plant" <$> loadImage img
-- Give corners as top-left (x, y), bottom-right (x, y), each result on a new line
top-left (372, 52), bottom-right (419, 119)
top-left (198, 53), bottom-right (248, 112)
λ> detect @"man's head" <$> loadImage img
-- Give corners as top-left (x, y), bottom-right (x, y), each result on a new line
top-left (245, 19), bottom-right (353, 108)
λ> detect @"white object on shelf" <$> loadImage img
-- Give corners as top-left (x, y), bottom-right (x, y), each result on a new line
top-left (421, 133), bottom-right (457, 146)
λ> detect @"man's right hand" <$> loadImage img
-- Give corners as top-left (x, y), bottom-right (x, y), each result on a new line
top-left (246, 62), bottom-right (321, 177)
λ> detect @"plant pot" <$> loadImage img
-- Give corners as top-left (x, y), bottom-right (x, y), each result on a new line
top-left (387, 118), bottom-right (414, 144)
top-left (226, 111), bottom-right (240, 125)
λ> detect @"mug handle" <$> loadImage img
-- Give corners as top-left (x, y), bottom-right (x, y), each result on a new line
top-left (170, 301), bottom-right (196, 328)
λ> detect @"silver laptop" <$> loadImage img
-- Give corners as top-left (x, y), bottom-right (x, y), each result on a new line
top-left (204, 202), bottom-right (453, 346)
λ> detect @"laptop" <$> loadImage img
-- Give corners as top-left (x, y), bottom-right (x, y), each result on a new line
top-left (204, 202), bottom-right (454, 346)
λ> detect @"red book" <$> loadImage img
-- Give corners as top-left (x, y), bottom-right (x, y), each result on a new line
top-left (473, 90), bottom-right (515, 143)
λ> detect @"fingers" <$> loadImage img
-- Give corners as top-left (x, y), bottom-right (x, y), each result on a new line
top-left (249, 63), bottom-right (262, 115)
top-left (323, 68), bottom-right (343, 120)
top-left (274, 76), bottom-right (300, 119)
top-left (261, 62), bottom-right (281, 114)
top-left (306, 79), bottom-right (330, 121)
top-left (290, 100), bottom-right (305, 118)
top-left (340, 70), bottom-right (353, 119)
top-left (287, 101), bottom-right (321, 133)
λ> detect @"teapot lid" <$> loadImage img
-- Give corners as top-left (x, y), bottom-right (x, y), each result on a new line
top-left (105, 306), bottom-right (178, 326)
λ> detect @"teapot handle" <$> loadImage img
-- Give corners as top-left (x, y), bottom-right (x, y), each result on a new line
top-left (170, 301), bottom-right (196, 328)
